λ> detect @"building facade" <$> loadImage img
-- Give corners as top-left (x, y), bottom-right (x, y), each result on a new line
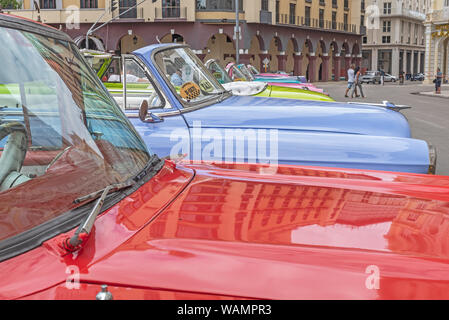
top-left (424, 0), bottom-right (449, 84)
top-left (5, 0), bottom-right (365, 82)
top-left (361, 0), bottom-right (430, 77)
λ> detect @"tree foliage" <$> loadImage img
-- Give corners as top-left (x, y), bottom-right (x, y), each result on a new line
top-left (0, 0), bottom-right (22, 9)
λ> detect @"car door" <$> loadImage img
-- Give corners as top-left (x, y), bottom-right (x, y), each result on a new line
top-left (119, 55), bottom-right (189, 158)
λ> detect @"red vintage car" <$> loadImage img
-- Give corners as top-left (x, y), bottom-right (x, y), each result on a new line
top-left (1, 14), bottom-right (449, 300)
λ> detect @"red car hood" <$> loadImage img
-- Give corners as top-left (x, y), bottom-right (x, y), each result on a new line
top-left (3, 161), bottom-right (449, 299)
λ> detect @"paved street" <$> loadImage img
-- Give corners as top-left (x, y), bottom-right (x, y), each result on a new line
top-left (317, 81), bottom-right (449, 176)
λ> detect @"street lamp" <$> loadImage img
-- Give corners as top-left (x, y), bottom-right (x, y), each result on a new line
top-left (235, 0), bottom-right (240, 64)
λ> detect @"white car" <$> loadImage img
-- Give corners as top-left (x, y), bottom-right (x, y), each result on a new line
top-left (384, 73), bottom-right (398, 82)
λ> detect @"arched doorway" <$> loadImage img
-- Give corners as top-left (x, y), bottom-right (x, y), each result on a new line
top-left (118, 34), bottom-right (146, 54)
top-left (203, 33), bottom-right (235, 66)
top-left (301, 39), bottom-right (313, 81)
top-left (341, 42), bottom-right (350, 79)
top-left (160, 33), bottom-right (184, 43)
top-left (329, 41), bottom-right (339, 80)
top-left (286, 38), bottom-right (299, 74)
top-left (315, 40), bottom-right (327, 81)
top-left (74, 35), bottom-right (105, 51)
top-left (352, 43), bottom-right (360, 66)
top-left (248, 35), bottom-right (264, 71)
top-left (268, 36), bottom-right (283, 72)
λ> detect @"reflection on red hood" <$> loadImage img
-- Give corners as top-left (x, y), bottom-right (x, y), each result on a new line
top-left (2, 161), bottom-right (449, 300)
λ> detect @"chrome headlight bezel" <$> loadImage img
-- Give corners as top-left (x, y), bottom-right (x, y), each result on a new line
top-left (427, 143), bottom-right (437, 174)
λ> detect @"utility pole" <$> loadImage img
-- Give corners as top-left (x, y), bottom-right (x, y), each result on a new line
top-left (86, 0), bottom-right (148, 50)
top-left (235, 0), bottom-right (240, 64)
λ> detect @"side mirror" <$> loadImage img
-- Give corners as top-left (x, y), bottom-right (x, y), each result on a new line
top-left (139, 99), bottom-right (148, 122)
top-left (139, 100), bottom-right (163, 123)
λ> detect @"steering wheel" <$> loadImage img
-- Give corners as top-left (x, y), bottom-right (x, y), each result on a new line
top-left (0, 122), bottom-right (28, 190)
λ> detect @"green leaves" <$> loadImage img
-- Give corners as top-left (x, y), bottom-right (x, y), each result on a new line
top-left (0, 0), bottom-right (22, 10)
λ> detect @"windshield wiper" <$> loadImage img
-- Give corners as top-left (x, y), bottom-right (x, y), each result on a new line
top-left (63, 180), bottom-right (134, 252)
top-left (218, 89), bottom-right (232, 102)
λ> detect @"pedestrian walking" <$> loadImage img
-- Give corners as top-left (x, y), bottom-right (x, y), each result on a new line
top-left (345, 64), bottom-right (355, 98)
top-left (351, 66), bottom-right (365, 98)
top-left (380, 69), bottom-right (385, 85)
top-left (435, 67), bottom-right (443, 94)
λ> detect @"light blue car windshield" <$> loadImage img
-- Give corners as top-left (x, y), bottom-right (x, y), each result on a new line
top-left (0, 27), bottom-right (150, 241)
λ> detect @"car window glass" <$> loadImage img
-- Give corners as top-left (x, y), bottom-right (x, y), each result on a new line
top-left (154, 47), bottom-right (225, 106)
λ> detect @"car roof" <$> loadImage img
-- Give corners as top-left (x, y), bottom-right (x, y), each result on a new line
top-left (0, 13), bottom-right (72, 42)
top-left (133, 43), bottom-right (188, 57)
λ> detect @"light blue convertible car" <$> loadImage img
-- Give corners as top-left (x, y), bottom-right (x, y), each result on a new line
top-left (110, 43), bottom-right (435, 174)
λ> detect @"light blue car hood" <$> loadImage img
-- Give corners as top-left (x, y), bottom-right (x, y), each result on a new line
top-left (181, 96), bottom-right (411, 138)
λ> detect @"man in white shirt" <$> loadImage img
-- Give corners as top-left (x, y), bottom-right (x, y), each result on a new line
top-left (345, 64), bottom-right (355, 98)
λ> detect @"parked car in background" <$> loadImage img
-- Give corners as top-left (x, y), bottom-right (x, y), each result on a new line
top-left (82, 51), bottom-right (334, 103)
top-left (360, 71), bottom-right (382, 84)
top-left (2, 14), bottom-right (449, 301)
top-left (226, 62), bottom-right (327, 95)
top-left (204, 59), bottom-right (334, 102)
top-left (247, 64), bottom-right (308, 83)
top-left (411, 73), bottom-right (425, 81)
top-left (115, 43), bottom-right (435, 174)
top-left (384, 73), bottom-right (397, 82)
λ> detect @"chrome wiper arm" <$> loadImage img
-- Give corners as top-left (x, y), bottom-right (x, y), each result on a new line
top-left (64, 180), bottom-right (134, 252)
top-left (218, 89), bottom-right (232, 102)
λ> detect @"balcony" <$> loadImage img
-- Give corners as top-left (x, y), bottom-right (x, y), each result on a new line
top-left (3, 8), bottom-right (110, 24)
top-left (381, 7), bottom-right (426, 21)
top-left (259, 10), bottom-right (272, 24)
top-left (275, 14), bottom-right (362, 34)
top-left (427, 7), bottom-right (449, 23)
top-left (155, 6), bottom-right (187, 20)
top-left (360, 25), bottom-right (366, 35)
top-left (196, 0), bottom-right (243, 12)
top-left (118, 5), bottom-right (144, 19)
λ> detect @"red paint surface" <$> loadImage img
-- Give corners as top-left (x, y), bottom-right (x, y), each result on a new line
top-left (2, 161), bottom-right (449, 300)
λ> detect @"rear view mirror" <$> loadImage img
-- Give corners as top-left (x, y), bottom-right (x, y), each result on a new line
top-left (139, 100), bottom-right (163, 123)
top-left (139, 100), bottom-right (148, 122)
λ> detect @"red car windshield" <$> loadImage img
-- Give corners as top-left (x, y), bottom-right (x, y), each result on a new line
top-left (0, 27), bottom-right (150, 242)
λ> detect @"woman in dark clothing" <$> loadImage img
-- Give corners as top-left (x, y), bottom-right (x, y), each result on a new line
top-left (351, 66), bottom-right (365, 98)
top-left (435, 67), bottom-right (443, 94)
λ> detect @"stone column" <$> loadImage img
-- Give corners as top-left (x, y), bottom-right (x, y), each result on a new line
top-left (354, 56), bottom-right (362, 68)
top-left (293, 53), bottom-right (303, 76)
top-left (417, 51), bottom-right (422, 76)
top-left (193, 50), bottom-right (206, 62)
top-left (371, 48), bottom-right (378, 72)
top-left (402, 50), bottom-right (407, 75)
top-left (239, 53), bottom-right (253, 66)
top-left (411, 50), bottom-right (415, 75)
top-left (259, 53), bottom-right (271, 73)
top-left (344, 55), bottom-right (352, 79)
top-left (333, 54), bottom-right (341, 81)
top-left (392, 47), bottom-right (400, 77)
top-left (308, 54), bottom-right (317, 83)
top-left (277, 52), bottom-right (287, 72)
top-left (321, 54), bottom-right (330, 81)
top-left (424, 22), bottom-right (435, 84)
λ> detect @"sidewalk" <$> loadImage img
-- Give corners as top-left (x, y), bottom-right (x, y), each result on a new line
top-left (415, 84), bottom-right (449, 98)
top-left (417, 90), bottom-right (449, 98)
